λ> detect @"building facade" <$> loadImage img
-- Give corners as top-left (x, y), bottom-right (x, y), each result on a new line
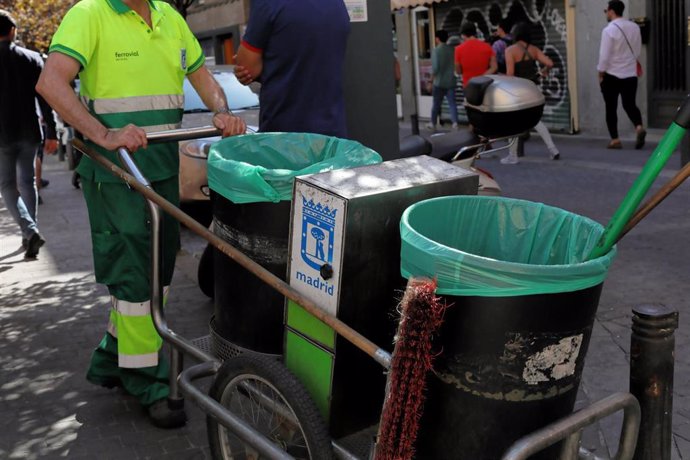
top-left (187, 0), bottom-right (686, 137)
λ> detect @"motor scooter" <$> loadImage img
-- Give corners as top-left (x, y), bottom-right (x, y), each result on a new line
top-left (398, 128), bottom-right (505, 196)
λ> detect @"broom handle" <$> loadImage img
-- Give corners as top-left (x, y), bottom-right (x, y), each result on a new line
top-left (615, 160), bottom-right (690, 243)
top-left (589, 95), bottom-right (690, 260)
top-left (72, 136), bottom-right (393, 370)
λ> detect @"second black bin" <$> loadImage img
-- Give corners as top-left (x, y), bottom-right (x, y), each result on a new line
top-left (400, 196), bottom-right (617, 459)
top-left (207, 132), bottom-right (382, 357)
top-left (211, 196), bottom-right (292, 355)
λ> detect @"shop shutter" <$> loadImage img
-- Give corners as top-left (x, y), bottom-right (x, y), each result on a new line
top-left (434, 0), bottom-right (572, 132)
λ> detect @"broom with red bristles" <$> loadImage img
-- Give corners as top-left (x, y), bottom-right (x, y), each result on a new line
top-left (374, 277), bottom-right (449, 460)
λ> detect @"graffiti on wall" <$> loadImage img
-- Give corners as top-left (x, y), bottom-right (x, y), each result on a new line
top-left (435, 0), bottom-right (569, 121)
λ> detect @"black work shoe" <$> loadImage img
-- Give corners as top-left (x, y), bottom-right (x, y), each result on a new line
top-left (86, 375), bottom-right (123, 389)
top-left (24, 233), bottom-right (45, 259)
top-left (147, 399), bottom-right (187, 429)
top-left (40, 178), bottom-right (50, 188)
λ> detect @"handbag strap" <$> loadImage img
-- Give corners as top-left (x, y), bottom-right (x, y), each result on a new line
top-left (612, 22), bottom-right (636, 59)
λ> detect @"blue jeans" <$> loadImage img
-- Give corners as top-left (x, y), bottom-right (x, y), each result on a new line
top-left (431, 86), bottom-right (458, 125)
top-left (0, 141), bottom-right (40, 239)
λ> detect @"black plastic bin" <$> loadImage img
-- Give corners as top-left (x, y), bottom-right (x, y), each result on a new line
top-left (207, 132), bottom-right (382, 356)
top-left (211, 195), bottom-right (292, 354)
top-left (399, 196), bottom-right (617, 459)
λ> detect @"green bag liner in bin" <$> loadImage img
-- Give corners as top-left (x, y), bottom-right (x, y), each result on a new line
top-left (400, 195), bottom-right (617, 297)
top-left (208, 132), bottom-right (382, 204)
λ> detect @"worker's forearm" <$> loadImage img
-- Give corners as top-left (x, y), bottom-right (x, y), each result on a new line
top-left (236, 45), bottom-right (263, 81)
top-left (188, 67), bottom-right (229, 113)
top-left (37, 75), bottom-right (109, 147)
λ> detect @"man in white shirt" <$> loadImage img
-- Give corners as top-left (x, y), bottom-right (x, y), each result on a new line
top-left (597, 0), bottom-right (645, 150)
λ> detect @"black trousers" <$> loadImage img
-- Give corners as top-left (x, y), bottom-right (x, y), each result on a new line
top-left (600, 73), bottom-right (643, 139)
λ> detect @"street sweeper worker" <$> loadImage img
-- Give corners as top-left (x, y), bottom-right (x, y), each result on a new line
top-left (36, 0), bottom-right (246, 429)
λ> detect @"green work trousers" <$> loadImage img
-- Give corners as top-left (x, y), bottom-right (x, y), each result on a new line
top-left (81, 176), bottom-right (180, 406)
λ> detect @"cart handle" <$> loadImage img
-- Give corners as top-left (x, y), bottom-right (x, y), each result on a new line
top-left (146, 125), bottom-right (257, 144)
top-left (72, 136), bottom-right (393, 370)
top-left (501, 392), bottom-right (640, 460)
top-left (147, 125), bottom-right (221, 143)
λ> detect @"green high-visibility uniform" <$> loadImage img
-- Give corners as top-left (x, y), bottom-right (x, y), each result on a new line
top-left (49, 0), bottom-right (204, 406)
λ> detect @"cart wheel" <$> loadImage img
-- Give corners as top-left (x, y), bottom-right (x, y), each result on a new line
top-left (207, 354), bottom-right (333, 460)
top-left (198, 243), bottom-right (215, 298)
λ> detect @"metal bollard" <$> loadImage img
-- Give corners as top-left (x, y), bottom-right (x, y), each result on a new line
top-left (630, 304), bottom-right (679, 460)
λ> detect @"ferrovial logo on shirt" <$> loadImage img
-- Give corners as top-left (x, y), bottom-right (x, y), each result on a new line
top-left (115, 51), bottom-right (140, 61)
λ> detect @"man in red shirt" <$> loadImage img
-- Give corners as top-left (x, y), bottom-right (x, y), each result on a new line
top-left (455, 22), bottom-right (497, 88)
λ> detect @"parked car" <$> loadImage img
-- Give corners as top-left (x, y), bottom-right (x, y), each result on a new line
top-left (179, 66), bottom-right (259, 227)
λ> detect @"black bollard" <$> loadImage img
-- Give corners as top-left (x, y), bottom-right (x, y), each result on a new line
top-left (630, 304), bottom-right (679, 460)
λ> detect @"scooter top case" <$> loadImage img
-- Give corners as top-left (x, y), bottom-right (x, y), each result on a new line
top-left (464, 75), bottom-right (545, 139)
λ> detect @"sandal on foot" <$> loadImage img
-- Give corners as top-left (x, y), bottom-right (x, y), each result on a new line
top-left (607, 140), bottom-right (622, 150)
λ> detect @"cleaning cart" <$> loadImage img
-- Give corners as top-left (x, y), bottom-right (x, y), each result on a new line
top-left (69, 77), bottom-right (690, 459)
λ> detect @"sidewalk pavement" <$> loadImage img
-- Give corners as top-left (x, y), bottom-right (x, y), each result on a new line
top-left (1, 127), bottom-right (689, 459)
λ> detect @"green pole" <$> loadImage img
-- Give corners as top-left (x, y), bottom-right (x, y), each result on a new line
top-left (589, 123), bottom-right (686, 260)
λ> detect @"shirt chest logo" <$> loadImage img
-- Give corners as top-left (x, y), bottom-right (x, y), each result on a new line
top-left (115, 50), bottom-right (141, 62)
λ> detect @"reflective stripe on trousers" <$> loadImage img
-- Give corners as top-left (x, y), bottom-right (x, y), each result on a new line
top-left (107, 286), bottom-right (170, 368)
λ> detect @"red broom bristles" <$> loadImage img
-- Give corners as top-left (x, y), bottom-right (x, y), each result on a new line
top-left (374, 277), bottom-right (448, 460)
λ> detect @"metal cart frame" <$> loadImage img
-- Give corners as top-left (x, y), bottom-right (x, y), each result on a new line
top-left (73, 128), bottom-right (640, 460)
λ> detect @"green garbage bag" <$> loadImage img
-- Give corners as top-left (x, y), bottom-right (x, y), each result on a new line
top-left (400, 195), bottom-right (617, 297)
top-left (208, 132), bottom-right (382, 204)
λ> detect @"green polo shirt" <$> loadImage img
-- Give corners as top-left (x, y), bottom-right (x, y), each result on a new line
top-left (49, 0), bottom-right (205, 183)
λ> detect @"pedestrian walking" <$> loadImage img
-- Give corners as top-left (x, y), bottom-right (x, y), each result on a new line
top-left (454, 22), bottom-right (497, 91)
top-left (36, 0), bottom-right (246, 429)
top-left (492, 19), bottom-right (513, 75)
top-left (426, 30), bottom-right (459, 131)
top-left (0, 9), bottom-right (57, 259)
top-left (501, 22), bottom-right (560, 165)
top-left (598, 0), bottom-right (646, 150)
top-left (233, 0), bottom-right (350, 137)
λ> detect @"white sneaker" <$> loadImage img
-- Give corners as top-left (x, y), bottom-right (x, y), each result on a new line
top-left (500, 154), bottom-right (519, 165)
top-left (452, 123), bottom-right (459, 129)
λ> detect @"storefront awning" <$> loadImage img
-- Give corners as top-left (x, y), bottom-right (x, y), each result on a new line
top-left (390, 0), bottom-right (447, 11)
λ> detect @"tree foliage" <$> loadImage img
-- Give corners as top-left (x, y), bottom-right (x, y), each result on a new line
top-left (0, 0), bottom-right (76, 53)
top-left (0, 0), bottom-right (196, 53)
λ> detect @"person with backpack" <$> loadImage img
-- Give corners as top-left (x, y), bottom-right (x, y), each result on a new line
top-left (492, 19), bottom-right (513, 74)
top-left (501, 22), bottom-right (560, 164)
